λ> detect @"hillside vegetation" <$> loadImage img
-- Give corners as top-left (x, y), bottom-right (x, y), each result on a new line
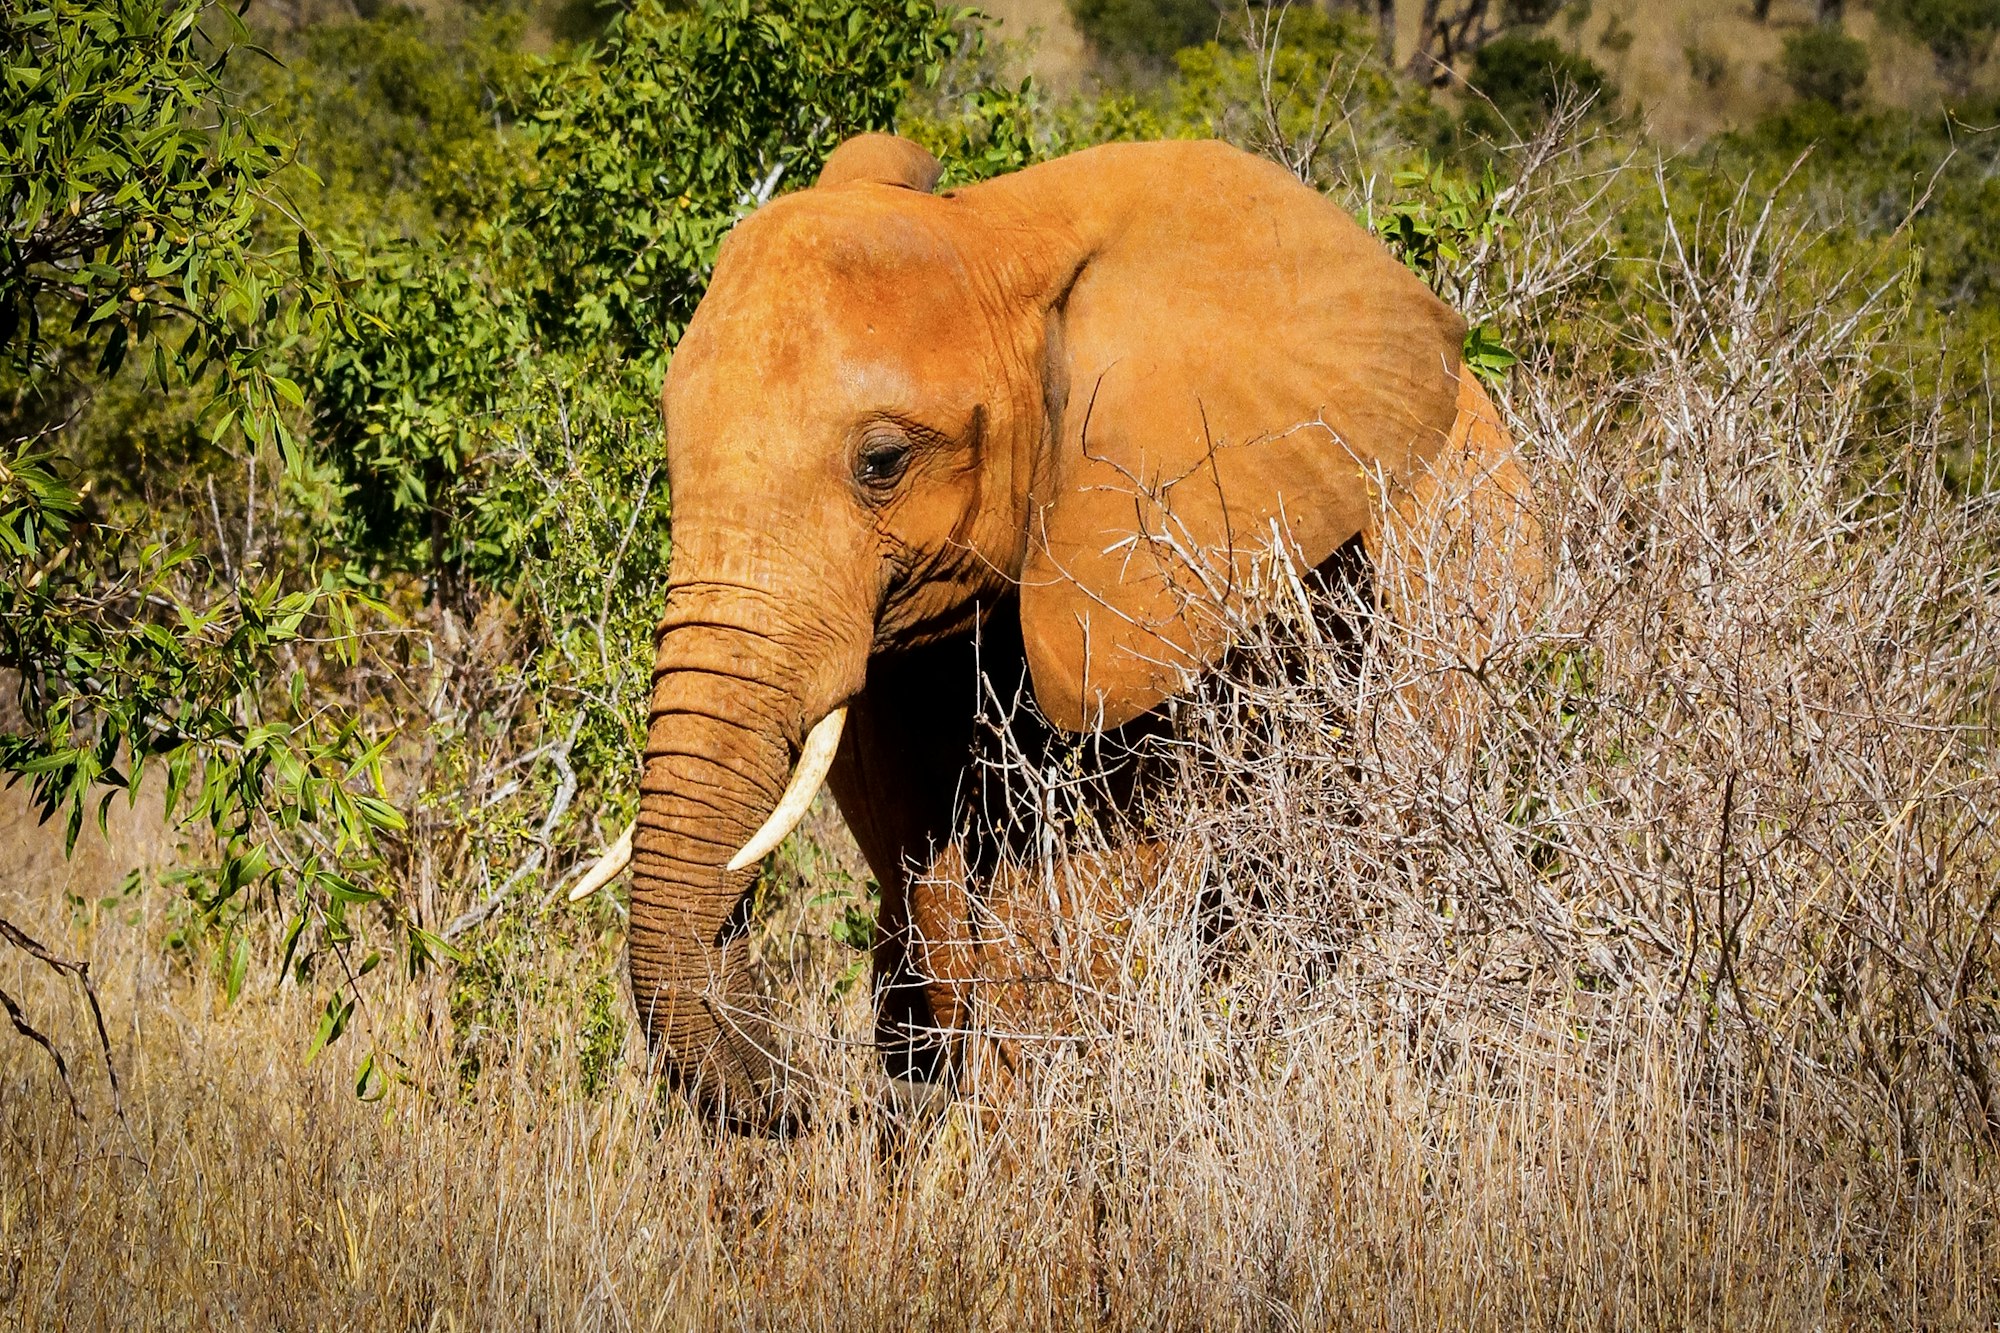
top-left (5, 0), bottom-right (2000, 1326)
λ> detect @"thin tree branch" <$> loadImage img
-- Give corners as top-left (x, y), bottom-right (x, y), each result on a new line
top-left (0, 914), bottom-right (122, 1120)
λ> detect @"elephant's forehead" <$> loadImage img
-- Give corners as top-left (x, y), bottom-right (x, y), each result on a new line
top-left (668, 200), bottom-right (989, 419)
top-left (673, 287), bottom-right (933, 389)
top-left (725, 188), bottom-right (966, 283)
top-left (699, 199), bottom-right (977, 343)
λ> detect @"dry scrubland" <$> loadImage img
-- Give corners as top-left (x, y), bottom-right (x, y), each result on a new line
top-left (7, 148), bottom-right (2000, 1327)
top-left (985, 0), bottom-right (1977, 141)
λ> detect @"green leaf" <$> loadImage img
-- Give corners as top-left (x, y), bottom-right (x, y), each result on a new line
top-left (277, 912), bottom-right (308, 983)
top-left (355, 1050), bottom-right (386, 1102)
top-left (224, 934), bottom-right (250, 1004)
top-left (1463, 323), bottom-right (1519, 385)
top-left (306, 992), bottom-right (356, 1062)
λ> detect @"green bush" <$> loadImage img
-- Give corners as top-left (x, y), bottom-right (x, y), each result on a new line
top-left (1067, 0), bottom-right (1222, 66)
top-left (1, 1), bottom-right (422, 1027)
top-left (1780, 25), bottom-right (1869, 111)
top-left (1685, 41), bottom-right (1729, 91)
top-left (1464, 33), bottom-right (1611, 136)
top-left (314, 0), bottom-right (963, 592)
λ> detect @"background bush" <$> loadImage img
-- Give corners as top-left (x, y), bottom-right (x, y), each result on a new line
top-left (1067, 0), bottom-right (1221, 65)
top-left (1874, 0), bottom-right (2000, 86)
top-left (1781, 24), bottom-right (1870, 110)
top-left (1463, 32), bottom-right (1611, 136)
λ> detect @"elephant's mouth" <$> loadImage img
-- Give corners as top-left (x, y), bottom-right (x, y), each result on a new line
top-left (569, 705), bottom-right (846, 900)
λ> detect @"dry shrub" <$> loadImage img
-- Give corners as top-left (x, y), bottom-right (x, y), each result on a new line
top-left (6, 163), bottom-right (2000, 1329)
top-left (1103, 179), bottom-right (2000, 1165)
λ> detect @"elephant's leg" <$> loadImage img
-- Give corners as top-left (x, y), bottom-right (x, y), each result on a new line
top-left (829, 608), bottom-right (1178, 1110)
top-left (903, 844), bottom-right (1028, 1111)
top-left (909, 840), bottom-right (1168, 1115)
top-left (904, 842), bottom-right (985, 1079)
top-left (824, 632), bottom-right (984, 1090)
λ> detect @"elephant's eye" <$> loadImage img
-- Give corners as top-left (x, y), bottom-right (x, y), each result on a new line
top-left (856, 438), bottom-right (912, 491)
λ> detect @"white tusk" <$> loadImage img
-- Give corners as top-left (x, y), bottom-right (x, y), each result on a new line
top-left (726, 707), bottom-right (847, 873)
top-left (568, 823), bottom-right (634, 902)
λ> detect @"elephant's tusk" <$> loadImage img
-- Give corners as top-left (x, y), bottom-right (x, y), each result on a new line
top-left (726, 707), bottom-right (847, 873)
top-left (567, 823), bottom-right (635, 902)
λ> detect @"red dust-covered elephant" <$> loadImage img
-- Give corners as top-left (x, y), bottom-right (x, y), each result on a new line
top-left (569, 133), bottom-right (1534, 1131)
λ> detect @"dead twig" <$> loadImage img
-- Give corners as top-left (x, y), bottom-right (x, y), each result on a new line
top-left (0, 914), bottom-right (121, 1121)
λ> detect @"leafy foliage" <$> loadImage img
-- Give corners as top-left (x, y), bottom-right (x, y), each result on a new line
top-left (1, 0), bottom-right (323, 462)
top-left (1067, 0), bottom-right (1223, 66)
top-left (519, 0), bottom-right (965, 361)
top-left (313, 249), bottom-right (531, 591)
top-left (1378, 156), bottom-right (1518, 382)
top-left (1463, 32), bottom-right (1610, 137)
top-left (315, 0), bottom-right (966, 592)
top-left (449, 912), bottom-right (624, 1092)
top-left (0, 0), bottom-right (434, 1053)
top-left (914, 79), bottom-right (1057, 185)
top-left (1780, 25), bottom-right (1870, 112)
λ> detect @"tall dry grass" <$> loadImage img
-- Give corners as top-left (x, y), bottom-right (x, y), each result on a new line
top-left (6, 162), bottom-right (2000, 1329)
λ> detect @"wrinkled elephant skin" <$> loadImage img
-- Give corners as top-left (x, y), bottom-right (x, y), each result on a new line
top-left (622, 134), bottom-right (1533, 1131)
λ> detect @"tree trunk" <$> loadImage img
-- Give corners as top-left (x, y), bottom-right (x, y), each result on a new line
top-left (1376, 0), bottom-right (1395, 65)
top-left (1404, 0), bottom-right (1495, 83)
top-left (1405, 0), bottom-right (1444, 79)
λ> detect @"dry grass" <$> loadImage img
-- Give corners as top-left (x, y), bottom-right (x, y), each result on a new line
top-left (1561, 0), bottom-right (1956, 146)
top-left (7, 159), bottom-right (2000, 1328)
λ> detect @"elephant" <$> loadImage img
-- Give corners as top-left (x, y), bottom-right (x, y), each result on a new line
top-left (568, 132), bottom-right (1536, 1133)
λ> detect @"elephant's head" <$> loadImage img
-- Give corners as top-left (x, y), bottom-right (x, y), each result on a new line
top-left (625, 134), bottom-right (1467, 1129)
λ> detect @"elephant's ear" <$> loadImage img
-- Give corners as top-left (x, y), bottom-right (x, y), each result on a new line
top-left (816, 134), bottom-right (941, 192)
top-left (1015, 141), bottom-right (1468, 731)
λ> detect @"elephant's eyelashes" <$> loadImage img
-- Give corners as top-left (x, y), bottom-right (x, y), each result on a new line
top-left (855, 437), bottom-right (913, 491)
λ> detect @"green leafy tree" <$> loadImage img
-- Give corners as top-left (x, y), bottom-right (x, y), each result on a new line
top-left (1, 0), bottom-right (430, 1088)
top-left (1, 0), bottom-right (321, 464)
top-left (519, 0), bottom-right (965, 361)
top-left (314, 0), bottom-right (967, 597)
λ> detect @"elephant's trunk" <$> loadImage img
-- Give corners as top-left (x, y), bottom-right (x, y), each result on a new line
top-left (627, 582), bottom-right (864, 1133)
